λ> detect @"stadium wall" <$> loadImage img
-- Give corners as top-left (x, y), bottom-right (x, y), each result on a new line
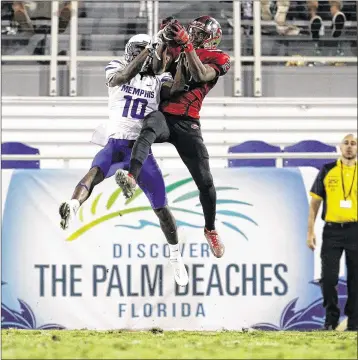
top-left (2, 96), bottom-right (357, 169)
top-left (2, 65), bottom-right (357, 97)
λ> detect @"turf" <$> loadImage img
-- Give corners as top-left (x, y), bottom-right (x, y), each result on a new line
top-left (1, 329), bottom-right (357, 359)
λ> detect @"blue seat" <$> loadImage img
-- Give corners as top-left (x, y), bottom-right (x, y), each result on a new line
top-left (228, 141), bottom-right (282, 167)
top-left (283, 140), bottom-right (337, 170)
top-left (1, 142), bottom-right (40, 169)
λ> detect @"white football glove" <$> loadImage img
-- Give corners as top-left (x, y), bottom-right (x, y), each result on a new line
top-left (153, 29), bottom-right (165, 47)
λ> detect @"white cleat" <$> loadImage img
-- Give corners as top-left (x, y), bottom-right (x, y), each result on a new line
top-left (170, 253), bottom-right (189, 287)
top-left (59, 200), bottom-right (78, 230)
top-left (115, 169), bottom-right (137, 199)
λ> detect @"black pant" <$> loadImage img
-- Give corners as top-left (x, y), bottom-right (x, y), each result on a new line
top-left (320, 222), bottom-right (358, 329)
top-left (129, 111), bottom-right (217, 230)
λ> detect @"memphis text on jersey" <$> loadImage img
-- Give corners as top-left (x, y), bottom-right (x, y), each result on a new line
top-left (120, 84), bottom-right (155, 99)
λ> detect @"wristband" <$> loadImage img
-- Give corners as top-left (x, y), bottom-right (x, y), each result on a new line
top-left (183, 42), bottom-right (194, 53)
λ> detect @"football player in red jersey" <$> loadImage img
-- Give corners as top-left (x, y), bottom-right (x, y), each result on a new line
top-left (115, 16), bottom-right (230, 259)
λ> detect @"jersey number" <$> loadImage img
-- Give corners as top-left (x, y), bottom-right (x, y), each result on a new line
top-left (122, 95), bottom-right (148, 120)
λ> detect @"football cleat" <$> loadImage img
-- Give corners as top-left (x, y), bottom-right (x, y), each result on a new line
top-left (204, 228), bottom-right (225, 258)
top-left (115, 169), bottom-right (137, 199)
top-left (59, 200), bottom-right (78, 230)
top-left (169, 252), bottom-right (189, 287)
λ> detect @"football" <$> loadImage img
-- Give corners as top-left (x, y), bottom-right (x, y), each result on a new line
top-left (162, 22), bottom-right (179, 47)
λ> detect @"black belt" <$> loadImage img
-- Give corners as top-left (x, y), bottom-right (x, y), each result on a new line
top-left (325, 222), bottom-right (358, 229)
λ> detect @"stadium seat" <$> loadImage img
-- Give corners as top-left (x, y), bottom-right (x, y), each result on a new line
top-left (283, 140), bottom-right (337, 170)
top-left (228, 141), bottom-right (282, 167)
top-left (1, 142), bottom-right (40, 169)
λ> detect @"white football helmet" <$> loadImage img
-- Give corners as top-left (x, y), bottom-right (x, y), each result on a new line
top-left (124, 34), bottom-right (151, 63)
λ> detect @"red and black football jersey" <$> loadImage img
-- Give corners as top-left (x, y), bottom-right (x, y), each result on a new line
top-left (161, 47), bottom-right (230, 119)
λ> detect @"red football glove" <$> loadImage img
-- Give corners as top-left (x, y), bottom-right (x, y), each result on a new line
top-left (168, 22), bottom-right (190, 46)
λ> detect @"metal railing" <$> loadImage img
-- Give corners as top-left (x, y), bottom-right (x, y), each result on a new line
top-left (2, 0), bottom-right (357, 97)
top-left (2, 96), bottom-right (356, 147)
top-left (2, 95), bottom-right (357, 105)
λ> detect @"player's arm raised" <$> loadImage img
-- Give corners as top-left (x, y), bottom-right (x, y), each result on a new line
top-left (107, 48), bottom-right (150, 87)
top-left (169, 23), bottom-right (216, 83)
top-left (160, 80), bottom-right (173, 100)
top-left (160, 62), bottom-right (187, 100)
top-left (152, 17), bottom-right (176, 74)
top-left (160, 70), bottom-right (185, 100)
top-left (184, 48), bottom-right (217, 82)
top-left (152, 42), bottom-right (169, 75)
top-left (170, 54), bottom-right (190, 94)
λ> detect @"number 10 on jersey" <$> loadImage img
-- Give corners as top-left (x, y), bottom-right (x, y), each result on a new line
top-left (122, 95), bottom-right (148, 120)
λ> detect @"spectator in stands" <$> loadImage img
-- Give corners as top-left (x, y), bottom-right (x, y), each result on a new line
top-left (307, 0), bottom-right (346, 55)
top-left (262, 1), bottom-right (348, 52)
top-left (261, 0), bottom-right (300, 35)
top-left (11, 1), bottom-right (72, 34)
top-left (1, 1), bottom-right (14, 21)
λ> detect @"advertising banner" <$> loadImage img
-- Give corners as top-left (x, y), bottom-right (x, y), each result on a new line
top-left (1, 168), bottom-right (348, 330)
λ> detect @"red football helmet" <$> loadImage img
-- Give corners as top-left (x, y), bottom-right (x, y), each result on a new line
top-left (187, 16), bottom-right (222, 49)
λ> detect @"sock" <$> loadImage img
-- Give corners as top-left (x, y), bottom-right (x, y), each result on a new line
top-left (169, 243), bottom-right (180, 259)
top-left (199, 185), bottom-right (216, 231)
top-left (70, 199), bottom-right (80, 214)
top-left (154, 206), bottom-right (179, 245)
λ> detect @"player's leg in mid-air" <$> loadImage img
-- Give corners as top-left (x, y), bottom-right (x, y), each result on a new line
top-left (166, 114), bottom-right (224, 258)
top-left (116, 106), bottom-right (224, 258)
top-left (114, 113), bottom-right (189, 285)
top-left (60, 136), bottom-right (188, 286)
top-left (133, 150), bottom-right (188, 286)
top-left (59, 138), bottom-right (127, 229)
top-left (115, 110), bottom-right (170, 198)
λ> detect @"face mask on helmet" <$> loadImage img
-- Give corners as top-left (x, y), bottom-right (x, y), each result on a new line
top-left (124, 34), bottom-right (151, 63)
top-left (125, 43), bottom-right (147, 62)
top-left (188, 16), bottom-right (223, 49)
top-left (188, 26), bottom-right (210, 48)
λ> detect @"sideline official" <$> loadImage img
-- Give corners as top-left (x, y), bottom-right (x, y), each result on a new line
top-left (307, 134), bottom-right (357, 331)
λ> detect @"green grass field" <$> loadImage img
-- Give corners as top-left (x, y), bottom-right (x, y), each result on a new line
top-left (2, 329), bottom-right (357, 359)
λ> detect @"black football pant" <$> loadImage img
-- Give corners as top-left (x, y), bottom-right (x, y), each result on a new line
top-left (129, 111), bottom-right (217, 231)
top-left (320, 222), bottom-right (358, 330)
